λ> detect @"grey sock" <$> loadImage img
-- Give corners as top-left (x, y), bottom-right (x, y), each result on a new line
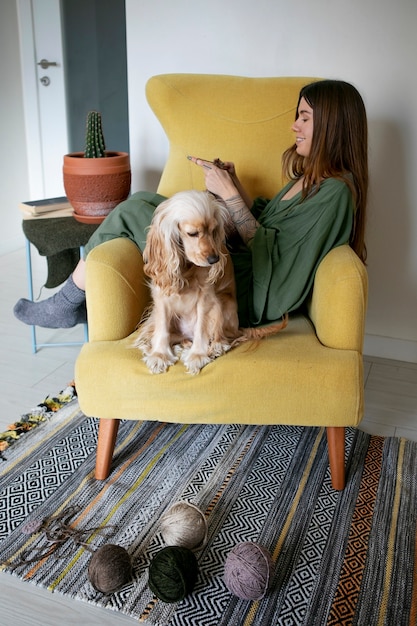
top-left (13, 275), bottom-right (87, 328)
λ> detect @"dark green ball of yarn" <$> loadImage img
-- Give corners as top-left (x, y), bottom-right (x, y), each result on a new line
top-left (148, 546), bottom-right (198, 603)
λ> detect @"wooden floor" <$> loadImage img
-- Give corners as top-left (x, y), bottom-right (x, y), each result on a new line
top-left (1, 245), bottom-right (417, 625)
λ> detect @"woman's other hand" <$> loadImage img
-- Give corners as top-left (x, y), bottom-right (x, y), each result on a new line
top-left (187, 156), bottom-right (238, 200)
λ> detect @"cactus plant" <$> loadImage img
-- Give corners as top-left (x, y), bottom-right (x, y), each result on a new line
top-left (84, 111), bottom-right (106, 158)
top-left (64, 110), bottom-right (131, 222)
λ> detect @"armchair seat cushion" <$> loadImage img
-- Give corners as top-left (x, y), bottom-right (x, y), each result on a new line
top-left (75, 314), bottom-right (363, 427)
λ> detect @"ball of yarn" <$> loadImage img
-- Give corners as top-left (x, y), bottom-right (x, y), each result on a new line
top-left (224, 542), bottom-right (275, 601)
top-left (88, 544), bottom-right (132, 594)
top-left (160, 501), bottom-right (208, 550)
top-left (148, 546), bottom-right (198, 603)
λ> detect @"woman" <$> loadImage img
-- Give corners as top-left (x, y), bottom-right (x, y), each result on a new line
top-left (14, 79), bottom-right (368, 329)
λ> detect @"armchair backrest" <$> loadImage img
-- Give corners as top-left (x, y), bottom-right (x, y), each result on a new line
top-left (145, 74), bottom-right (368, 357)
top-left (146, 74), bottom-right (318, 199)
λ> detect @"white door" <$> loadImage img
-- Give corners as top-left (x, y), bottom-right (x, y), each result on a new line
top-left (17, 0), bottom-right (68, 199)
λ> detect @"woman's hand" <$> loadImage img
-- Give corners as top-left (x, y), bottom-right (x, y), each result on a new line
top-left (216, 159), bottom-right (237, 178)
top-left (188, 156), bottom-right (238, 200)
top-left (188, 156), bottom-right (253, 209)
top-left (188, 155), bottom-right (259, 246)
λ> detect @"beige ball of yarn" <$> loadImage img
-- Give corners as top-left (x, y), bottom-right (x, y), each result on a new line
top-left (88, 544), bottom-right (132, 594)
top-left (160, 501), bottom-right (208, 550)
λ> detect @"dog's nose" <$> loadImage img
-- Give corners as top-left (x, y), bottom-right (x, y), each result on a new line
top-left (207, 254), bottom-right (220, 265)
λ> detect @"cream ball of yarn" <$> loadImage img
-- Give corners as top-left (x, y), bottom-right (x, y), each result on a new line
top-left (160, 501), bottom-right (208, 550)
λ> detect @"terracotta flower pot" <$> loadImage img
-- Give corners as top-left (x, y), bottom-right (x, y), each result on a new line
top-left (63, 151), bottom-right (131, 224)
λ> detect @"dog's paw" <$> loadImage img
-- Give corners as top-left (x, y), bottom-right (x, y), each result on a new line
top-left (143, 352), bottom-right (178, 374)
top-left (208, 341), bottom-right (231, 358)
top-left (183, 352), bottom-right (212, 375)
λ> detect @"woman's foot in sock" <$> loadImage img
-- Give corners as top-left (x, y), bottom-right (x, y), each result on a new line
top-left (13, 297), bottom-right (87, 328)
top-left (13, 275), bottom-right (86, 328)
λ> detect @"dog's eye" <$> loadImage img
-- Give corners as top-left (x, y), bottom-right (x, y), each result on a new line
top-left (187, 232), bottom-right (199, 238)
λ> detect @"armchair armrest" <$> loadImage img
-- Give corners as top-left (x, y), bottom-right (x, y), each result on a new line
top-left (85, 238), bottom-right (150, 342)
top-left (307, 245), bottom-right (368, 352)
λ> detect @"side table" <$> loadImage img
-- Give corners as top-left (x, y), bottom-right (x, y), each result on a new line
top-left (22, 216), bottom-right (99, 352)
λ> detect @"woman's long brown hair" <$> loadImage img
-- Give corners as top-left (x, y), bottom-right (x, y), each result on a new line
top-left (282, 80), bottom-right (368, 263)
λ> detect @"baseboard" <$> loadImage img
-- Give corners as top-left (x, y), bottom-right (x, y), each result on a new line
top-left (364, 333), bottom-right (417, 364)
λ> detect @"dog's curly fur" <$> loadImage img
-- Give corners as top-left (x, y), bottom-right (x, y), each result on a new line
top-left (133, 190), bottom-right (287, 374)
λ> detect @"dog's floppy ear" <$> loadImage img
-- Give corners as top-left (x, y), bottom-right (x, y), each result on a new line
top-left (142, 199), bottom-right (187, 294)
top-left (206, 197), bottom-right (228, 284)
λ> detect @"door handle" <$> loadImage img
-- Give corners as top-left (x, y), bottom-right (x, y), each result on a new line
top-left (37, 59), bottom-right (58, 69)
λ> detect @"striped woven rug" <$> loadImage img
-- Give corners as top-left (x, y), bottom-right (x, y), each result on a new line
top-left (0, 396), bottom-right (416, 625)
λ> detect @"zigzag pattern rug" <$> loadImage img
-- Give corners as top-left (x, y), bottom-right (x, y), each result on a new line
top-left (0, 396), bottom-right (416, 625)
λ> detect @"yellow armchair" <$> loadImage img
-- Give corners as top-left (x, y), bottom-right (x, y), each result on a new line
top-left (75, 74), bottom-right (368, 490)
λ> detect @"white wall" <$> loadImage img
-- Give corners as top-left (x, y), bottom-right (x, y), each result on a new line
top-left (125, 0), bottom-right (417, 362)
top-left (0, 0), bottom-right (30, 254)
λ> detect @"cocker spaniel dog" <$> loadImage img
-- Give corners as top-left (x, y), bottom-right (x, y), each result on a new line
top-left (134, 190), bottom-right (287, 374)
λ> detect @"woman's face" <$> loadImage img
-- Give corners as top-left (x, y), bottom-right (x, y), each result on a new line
top-left (292, 97), bottom-right (314, 157)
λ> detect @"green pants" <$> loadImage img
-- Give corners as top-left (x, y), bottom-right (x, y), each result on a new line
top-left (84, 191), bottom-right (167, 257)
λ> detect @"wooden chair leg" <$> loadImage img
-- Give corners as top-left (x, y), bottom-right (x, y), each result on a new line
top-left (326, 426), bottom-right (345, 490)
top-left (95, 418), bottom-right (120, 480)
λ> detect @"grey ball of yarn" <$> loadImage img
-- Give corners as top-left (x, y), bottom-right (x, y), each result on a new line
top-left (224, 542), bottom-right (275, 601)
top-left (160, 501), bottom-right (208, 550)
top-left (88, 544), bottom-right (132, 594)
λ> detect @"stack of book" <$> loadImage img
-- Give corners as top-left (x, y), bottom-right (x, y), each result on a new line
top-left (19, 197), bottom-right (74, 220)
